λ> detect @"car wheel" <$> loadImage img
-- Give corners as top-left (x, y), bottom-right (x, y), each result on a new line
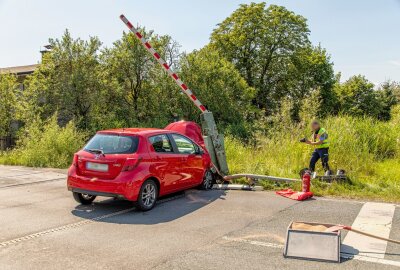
top-left (137, 179), bottom-right (158, 211)
top-left (73, 192), bottom-right (96, 205)
top-left (199, 169), bottom-right (214, 190)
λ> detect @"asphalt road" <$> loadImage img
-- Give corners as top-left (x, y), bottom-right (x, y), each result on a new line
top-left (1, 165), bottom-right (399, 270)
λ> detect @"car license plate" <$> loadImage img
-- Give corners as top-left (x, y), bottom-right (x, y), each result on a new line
top-left (86, 162), bottom-right (108, 172)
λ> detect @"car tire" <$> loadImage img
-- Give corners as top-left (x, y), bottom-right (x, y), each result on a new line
top-left (199, 169), bottom-right (215, 190)
top-left (137, 179), bottom-right (158, 211)
top-left (73, 192), bottom-right (96, 205)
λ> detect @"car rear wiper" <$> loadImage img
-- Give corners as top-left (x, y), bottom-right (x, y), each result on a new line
top-left (87, 149), bottom-right (105, 156)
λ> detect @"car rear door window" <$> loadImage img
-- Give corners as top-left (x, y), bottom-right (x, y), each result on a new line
top-left (171, 134), bottom-right (196, 154)
top-left (149, 134), bottom-right (173, 153)
top-left (84, 134), bottom-right (138, 154)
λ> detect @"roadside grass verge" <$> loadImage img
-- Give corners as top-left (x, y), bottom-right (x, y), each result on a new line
top-left (1, 113), bottom-right (399, 202)
top-left (225, 115), bottom-right (400, 202)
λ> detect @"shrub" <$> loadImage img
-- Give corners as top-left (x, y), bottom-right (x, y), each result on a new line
top-left (0, 115), bottom-right (87, 168)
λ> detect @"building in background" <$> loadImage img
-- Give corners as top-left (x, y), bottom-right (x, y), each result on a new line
top-left (0, 45), bottom-right (51, 90)
top-left (0, 64), bottom-right (39, 90)
top-left (0, 45), bottom-right (51, 150)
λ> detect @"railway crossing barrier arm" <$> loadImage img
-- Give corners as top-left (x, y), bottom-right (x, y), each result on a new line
top-left (119, 14), bottom-right (229, 175)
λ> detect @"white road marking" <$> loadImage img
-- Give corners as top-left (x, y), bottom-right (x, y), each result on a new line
top-left (223, 236), bottom-right (400, 267)
top-left (9, 168), bottom-right (39, 172)
top-left (0, 193), bottom-right (184, 248)
top-left (341, 253), bottom-right (400, 267)
top-left (342, 202), bottom-right (396, 259)
top-left (0, 177), bottom-right (65, 189)
top-left (222, 236), bottom-right (284, 249)
top-left (0, 207), bottom-right (135, 248)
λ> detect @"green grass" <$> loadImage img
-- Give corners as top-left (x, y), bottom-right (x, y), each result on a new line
top-left (0, 116), bottom-right (87, 168)
top-left (1, 113), bottom-right (400, 202)
top-left (225, 115), bottom-right (400, 202)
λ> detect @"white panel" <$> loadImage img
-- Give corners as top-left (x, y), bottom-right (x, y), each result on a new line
top-left (285, 230), bottom-right (340, 262)
top-left (342, 202), bottom-right (395, 259)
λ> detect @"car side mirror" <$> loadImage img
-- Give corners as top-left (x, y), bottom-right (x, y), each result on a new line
top-left (196, 148), bottom-right (204, 155)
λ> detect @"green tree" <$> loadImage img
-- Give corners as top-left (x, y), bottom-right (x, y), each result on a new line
top-left (394, 82), bottom-right (400, 102)
top-left (100, 30), bottom-right (181, 127)
top-left (335, 75), bottom-right (382, 118)
top-left (299, 88), bottom-right (322, 123)
top-left (180, 47), bottom-right (257, 126)
top-left (286, 45), bottom-right (337, 120)
top-left (0, 73), bottom-right (18, 137)
top-left (210, 3), bottom-right (315, 114)
top-left (22, 30), bottom-right (102, 129)
top-left (376, 81), bottom-right (398, 121)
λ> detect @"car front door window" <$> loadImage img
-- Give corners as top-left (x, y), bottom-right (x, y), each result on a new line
top-left (171, 134), bottom-right (196, 154)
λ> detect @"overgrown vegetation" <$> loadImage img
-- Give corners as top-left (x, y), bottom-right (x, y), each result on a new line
top-left (0, 2), bottom-right (399, 200)
top-left (226, 110), bottom-right (400, 201)
top-left (0, 116), bottom-right (86, 168)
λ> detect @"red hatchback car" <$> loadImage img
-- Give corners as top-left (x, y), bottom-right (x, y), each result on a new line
top-left (67, 128), bottom-right (214, 211)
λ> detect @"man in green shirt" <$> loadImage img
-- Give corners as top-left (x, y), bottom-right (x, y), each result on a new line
top-left (303, 120), bottom-right (330, 173)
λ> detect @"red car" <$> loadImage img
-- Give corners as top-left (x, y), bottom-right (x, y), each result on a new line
top-left (67, 127), bottom-right (214, 211)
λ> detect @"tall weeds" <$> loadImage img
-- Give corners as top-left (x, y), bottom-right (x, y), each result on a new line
top-left (225, 115), bottom-right (400, 201)
top-left (0, 116), bottom-right (87, 168)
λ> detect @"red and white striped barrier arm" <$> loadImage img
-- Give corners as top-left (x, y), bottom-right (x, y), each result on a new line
top-left (119, 14), bottom-right (208, 113)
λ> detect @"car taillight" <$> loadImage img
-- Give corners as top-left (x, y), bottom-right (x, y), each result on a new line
top-left (122, 158), bottom-right (142, 171)
top-left (73, 154), bottom-right (79, 167)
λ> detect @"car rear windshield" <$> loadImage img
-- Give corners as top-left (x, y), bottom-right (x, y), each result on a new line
top-left (84, 134), bottom-right (139, 154)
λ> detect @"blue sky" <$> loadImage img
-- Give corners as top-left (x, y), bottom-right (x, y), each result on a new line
top-left (0, 0), bottom-right (399, 84)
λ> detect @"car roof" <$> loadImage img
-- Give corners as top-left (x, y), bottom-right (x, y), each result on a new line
top-left (97, 128), bottom-right (174, 136)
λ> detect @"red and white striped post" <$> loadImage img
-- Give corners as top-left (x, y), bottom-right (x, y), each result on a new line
top-left (119, 14), bottom-right (207, 114)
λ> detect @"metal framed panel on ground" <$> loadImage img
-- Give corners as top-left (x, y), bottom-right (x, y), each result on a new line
top-left (284, 221), bottom-right (341, 263)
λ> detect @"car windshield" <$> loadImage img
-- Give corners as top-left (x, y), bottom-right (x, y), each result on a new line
top-left (84, 134), bottom-right (139, 154)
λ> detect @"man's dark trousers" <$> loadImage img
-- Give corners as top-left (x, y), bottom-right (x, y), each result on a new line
top-left (309, 148), bottom-right (330, 172)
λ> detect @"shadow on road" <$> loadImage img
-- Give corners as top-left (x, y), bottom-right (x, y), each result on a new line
top-left (71, 189), bottom-right (227, 224)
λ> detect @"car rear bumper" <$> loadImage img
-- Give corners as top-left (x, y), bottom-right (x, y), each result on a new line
top-left (68, 187), bottom-right (126, 199)
top-left (67, 166), bottom-right (142, 201)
